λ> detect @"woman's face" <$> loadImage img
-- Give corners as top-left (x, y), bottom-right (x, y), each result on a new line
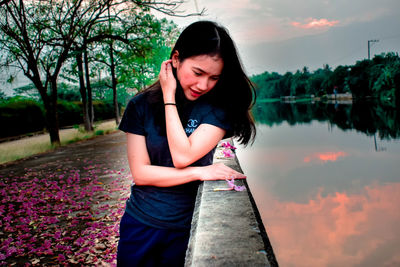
top-left (172, 53), bottom-right (224, 101)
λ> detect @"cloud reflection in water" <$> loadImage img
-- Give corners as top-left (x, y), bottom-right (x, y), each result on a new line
top-left (236, 122), bottom-right (400, 267)
top-left (304, 151), bottom-right (348, 163)
top-left (263, 182), bottom-right (400, 267)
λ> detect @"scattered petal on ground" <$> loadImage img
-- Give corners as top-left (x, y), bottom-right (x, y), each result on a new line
top-left (0, 133), bottom-right (131, 266)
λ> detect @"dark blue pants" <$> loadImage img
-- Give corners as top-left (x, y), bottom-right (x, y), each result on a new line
top-left (117, 212), bottom-right (191, 267)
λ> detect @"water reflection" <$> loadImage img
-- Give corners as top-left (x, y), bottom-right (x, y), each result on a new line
top-left (253, 101), bottom-right (400, 140)
top-left (236, 102), bottom-right (400, 267)
top-left (303, 151), bottom-right (348, 163)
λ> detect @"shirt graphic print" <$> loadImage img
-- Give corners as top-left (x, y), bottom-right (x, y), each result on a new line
top-left (185, 119), bottom-right (199, 134)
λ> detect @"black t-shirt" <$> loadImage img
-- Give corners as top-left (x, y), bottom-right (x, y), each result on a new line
top-left (119, 91), bottom-right (231, 229)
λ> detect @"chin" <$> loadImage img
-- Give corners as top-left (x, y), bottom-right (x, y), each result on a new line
top-left (183, 92), bottom-right (198, 101)
top-left (186, 96), bottom-right (197, 101)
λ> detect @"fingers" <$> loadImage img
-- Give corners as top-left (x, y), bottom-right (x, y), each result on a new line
top-left (159, 60), bottom-right (172, 78)
top-left (160, 60), bottom-right (170, 78)
top-left (231, 173), bottom-right (247, 179)
top-left (229, 171), bottom-right (246, 179)
top-left (202, 163), bottom-right (246, 181)
top-left (161, 60), bottom-right (172, 71)
top-left (159, 60), bottom-right (177, 101)
top-left (220, 163), bottom-right (246, 180)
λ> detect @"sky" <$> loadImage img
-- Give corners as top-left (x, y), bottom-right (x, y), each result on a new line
top-left (154, 0), bottom-right (400, 75)
top-left (2, 0), bottom-right (400, 94)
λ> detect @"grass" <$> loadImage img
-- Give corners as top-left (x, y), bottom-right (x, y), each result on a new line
top-left (0, 120), bottom-right (118, 165)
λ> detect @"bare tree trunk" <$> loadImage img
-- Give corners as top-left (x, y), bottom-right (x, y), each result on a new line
top-left (25, 65), bottom-right (61, 146)
top-left (109, 41), bottom-right (120, 124)
top-left (76, 53), bottom-right (91, 131)
top-left (84, 47), bottom-right (95, 130)
top-left (47, 78), bottom-right (61, 146)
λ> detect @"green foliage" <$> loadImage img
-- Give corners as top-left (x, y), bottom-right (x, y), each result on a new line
top-left (91, 100), bottom-right (115, 121)
top-left (95, 129), bottom-right (105, 136)
top-left (371, 54), bottom-right (400, 102)
top-left (252, 52), bottom-right (400, 103)
top-left (252, 71), bottom-right (282, 99)
top-left (57, 83), bottom-right (81, 101)
top-left (0, 97), bottom-right (45, 138)
top-left (73, 124), bottom-right (87, 133)
top-left (0, 98), bottom-right (115, 138)
top-left (115, 17), bottom-right (178, 103)
top-left (57, 100), bottom-right (82, 127)
top-left (57, 100), bottom-right (115, 126)
top-left (1, 0), bottom-right (181, 144)
top-left (322, 65), bottom-right (349, 93)
top-left (12, 84), bottom-right (41, 100)
top-left (346, 59), bottom-right (373, 97)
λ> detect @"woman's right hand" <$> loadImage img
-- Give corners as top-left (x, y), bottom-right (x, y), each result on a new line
top-left (159, 59), bottom-right (177, 103)
top-left (199, 163), bottom-right (246, 181)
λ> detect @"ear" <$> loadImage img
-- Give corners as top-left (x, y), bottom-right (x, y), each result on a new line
top-left (171, 50), bottom-right (179, 68)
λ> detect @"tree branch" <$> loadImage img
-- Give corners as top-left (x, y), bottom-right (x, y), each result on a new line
top-left (131, 0), bottom-right (205, 17)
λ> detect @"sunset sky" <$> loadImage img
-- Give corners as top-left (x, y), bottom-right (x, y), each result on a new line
top-left (155, 0), bottom-right (400, 74)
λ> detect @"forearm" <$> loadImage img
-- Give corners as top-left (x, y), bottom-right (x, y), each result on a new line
top-left (131, 164), bottom-right (201, 187)
top-left (164, 105), bottom-right (193, 166)
top-left (125, 133), bottom-right (243, 187)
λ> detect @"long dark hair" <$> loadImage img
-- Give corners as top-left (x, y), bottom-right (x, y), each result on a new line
top-left (142, 20), bottom-right (256, 145)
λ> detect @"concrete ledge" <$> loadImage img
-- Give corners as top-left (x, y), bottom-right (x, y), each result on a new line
top-left (185, 140), bottom-right (276, 266)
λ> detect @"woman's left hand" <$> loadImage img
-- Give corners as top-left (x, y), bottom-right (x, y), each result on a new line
top-left (159, 59), bottom-right (177, 103)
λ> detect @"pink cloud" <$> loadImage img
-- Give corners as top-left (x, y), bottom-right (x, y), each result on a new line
top-left (291, 18), bottom-right (340, 29)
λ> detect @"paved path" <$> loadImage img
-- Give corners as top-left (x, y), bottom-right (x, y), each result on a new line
top-left (0, 132), bottom-right (132, 265)
top-left (0, 131), bottom-right (128, 174)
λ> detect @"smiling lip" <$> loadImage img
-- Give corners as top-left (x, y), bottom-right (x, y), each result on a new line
top-left (190, 89), bottom-right (202, 98)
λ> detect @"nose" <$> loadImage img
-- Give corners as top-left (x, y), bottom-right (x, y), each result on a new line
top-left (197, 77), bottom-right (209, 91)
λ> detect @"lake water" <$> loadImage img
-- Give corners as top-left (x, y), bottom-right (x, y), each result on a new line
top-left (236, 101), bottom-right (400, 267)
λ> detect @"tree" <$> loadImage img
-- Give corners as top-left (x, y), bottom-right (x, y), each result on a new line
top-left (322, 65), bottom-right (349, 94)
top-left (0, 0), bottom-right (114, 145)
top-left (290, 68), bottom-right (309, 96)
top-left (279, 72), bottom-right (293, 97)
top-left (371, 53), bottom-right (400, 102)
top-left (347, 59), bottom-right (374, 98)
top-left (1, 0), bottom-right (199, 144)
top-left (306, 65), bottom-right (332, 96)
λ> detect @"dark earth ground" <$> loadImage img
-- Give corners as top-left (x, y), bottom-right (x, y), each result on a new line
top-left (0, 132), bottom-right (131, 266)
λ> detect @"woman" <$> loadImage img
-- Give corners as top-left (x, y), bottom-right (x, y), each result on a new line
top-left (117, 20), bottom-right (256, 266)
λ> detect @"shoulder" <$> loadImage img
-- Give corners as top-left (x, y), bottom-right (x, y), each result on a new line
top-left (129, 91), bottom-right (148, 105)
top-left (196, 98), bottom-right (228, 119)
top-left (125, 91), bottom-right (151, 112)
top-left (193, 97), bottom-right (221, 112)
top-left (193, 98), bottom-right (232, 132)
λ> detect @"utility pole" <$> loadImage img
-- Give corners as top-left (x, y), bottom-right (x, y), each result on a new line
top-left (368, 39), bottom-right (379, 60)
top-left (368, 39), bottom-right (380, 151)
top-left (193, 0), bottom-right (199, 13)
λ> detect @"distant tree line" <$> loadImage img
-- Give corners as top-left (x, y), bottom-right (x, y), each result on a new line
top-left (0, 0), bottom-right (199, 145)
top-left (251, 52), bottom-right (400, 105)
top-left (0, 95), bottom-right (115, 139)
